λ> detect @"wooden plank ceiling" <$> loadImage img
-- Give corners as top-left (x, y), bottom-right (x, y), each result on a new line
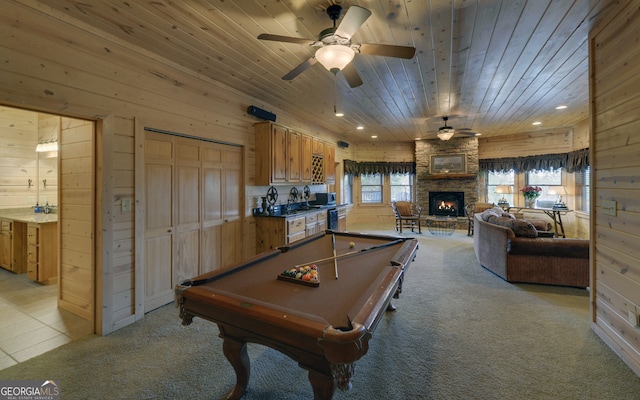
top-left (42, 0), bottom-right (616, 142)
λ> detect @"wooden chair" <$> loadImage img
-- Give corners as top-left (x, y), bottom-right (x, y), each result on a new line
top-left (464, 202), bottom-right (495, 236)
top-left (392, 201), bottom-right (423, 233)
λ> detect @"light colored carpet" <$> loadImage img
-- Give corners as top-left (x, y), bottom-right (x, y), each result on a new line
top-left (1, 228), bottom-right (639, 399)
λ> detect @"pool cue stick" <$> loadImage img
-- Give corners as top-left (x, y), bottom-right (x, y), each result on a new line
top-left (332, 233), bottom-right (339, 279)
top-left (292, 239), bottom-right (404, 269)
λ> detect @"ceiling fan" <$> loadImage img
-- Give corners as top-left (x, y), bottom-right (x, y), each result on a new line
top-left (434, 117), bottom-right (479, 141)
top-left (257, 4), bottom-right (416, 88)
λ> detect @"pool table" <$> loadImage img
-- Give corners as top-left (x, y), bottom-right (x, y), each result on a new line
top-left (175, 230), bottom-right (418, 399)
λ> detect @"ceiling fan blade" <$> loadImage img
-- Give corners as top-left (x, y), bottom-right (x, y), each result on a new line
top-left (456, 130), bottom-right (479, 137)
top-left (342, 63), bottom-right (363, 88)
top-left (282, 57), bottom-right (318, 81)
top-left (258, 33), bottom-right (316, 46)
top-left (335, 6), bottom-right (371, 40)
top-left (358, 43), bottom-right (416, 59)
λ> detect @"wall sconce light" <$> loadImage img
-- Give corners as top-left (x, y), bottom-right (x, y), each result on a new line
top-left (36, 139), bottom-right (58, 152)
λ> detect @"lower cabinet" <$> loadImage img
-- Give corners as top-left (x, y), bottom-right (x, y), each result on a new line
top-left (0, 219), bottom-right (26, 274)
top-left (255, 210), bottom-right (330, 254)
top-left (26, 222), bottom-right (58, 285)
top-left (337, 207), bottom-right (347, 231)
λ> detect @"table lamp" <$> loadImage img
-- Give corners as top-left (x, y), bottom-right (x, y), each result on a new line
top-left (548, 186), bottom-right (568, 209)
top-left (494, 185), bottom-right (513, 207)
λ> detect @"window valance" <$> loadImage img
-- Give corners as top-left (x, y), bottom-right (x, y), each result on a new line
top-left (479, 148), bottom-right (589, 173)
top-left (344, 160), bottom-right (415, 175)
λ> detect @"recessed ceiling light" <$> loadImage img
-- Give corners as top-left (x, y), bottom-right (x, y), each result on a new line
top-left (357, 126), bottom-right (364, 130)
top-left (532, 121), bottom-right (542, 125)
top-left (371, 135), bottom-right (377, 139)
top-left (555, 105), bottom-right (567, 110)
top-left (335, 112), bottom-right (344, 117)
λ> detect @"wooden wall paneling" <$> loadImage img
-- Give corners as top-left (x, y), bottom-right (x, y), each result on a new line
top-left (590, 0), bottom-right (640, 377)
top-left (0, 106), bottom-right (38, 208)
top-left (59, 117), bottom-right (95, 322)
top-left (107, 116), bottom-right (136, 332)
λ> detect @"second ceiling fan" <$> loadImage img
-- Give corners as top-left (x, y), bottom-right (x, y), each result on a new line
top-left (434, 117), bottom-right (479, 141)
top-left (257, 4), bottom-right (416, 88)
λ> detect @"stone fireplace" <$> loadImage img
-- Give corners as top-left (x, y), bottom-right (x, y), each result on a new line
top-left (429, 191), bottom-right (465, 217)
top-left (415, 137), bottom-right (480, 218)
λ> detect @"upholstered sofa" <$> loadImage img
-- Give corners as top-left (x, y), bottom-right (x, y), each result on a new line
top-left (473, 207), bottom-right (590, 288)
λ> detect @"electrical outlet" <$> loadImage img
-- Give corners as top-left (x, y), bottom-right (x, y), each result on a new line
top-left (121, 198), bottom-right (131, 212)
top-left (629, 311), bottom-right (639, 328)
top-left (602, 200), bottom-right (617, 216)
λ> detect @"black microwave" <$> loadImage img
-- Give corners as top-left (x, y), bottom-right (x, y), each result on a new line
top-left (315, 192), bottom-right (336, 205)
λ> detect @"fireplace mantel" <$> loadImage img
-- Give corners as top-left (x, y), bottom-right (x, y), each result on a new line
top-left (425, 173), bottom-right (477, 180)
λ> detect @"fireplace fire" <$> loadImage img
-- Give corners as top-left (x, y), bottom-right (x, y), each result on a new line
top-left (429, 191), bottom-right (465, 217)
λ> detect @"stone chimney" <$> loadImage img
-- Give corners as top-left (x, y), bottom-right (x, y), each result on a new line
top-left (415, 137), bottom-right (479, 215)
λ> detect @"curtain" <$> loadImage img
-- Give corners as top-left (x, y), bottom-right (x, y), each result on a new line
top-left (343, 160), bottom-right (415, 175)
top-left (479, 148), bottom-right (589, 173)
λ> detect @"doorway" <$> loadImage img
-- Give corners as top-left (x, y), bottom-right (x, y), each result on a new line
top-left (0, 105), bottom-right (94, 369)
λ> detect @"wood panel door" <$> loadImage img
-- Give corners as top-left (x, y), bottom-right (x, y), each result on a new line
top-left (144, 133), bottom-right (174, 311)
top-left (174, 139), bottom-right (200, 284)
top-left (222, 147), bottom-right (243, 266)
top-left (144, 132), bottom-right (243, 311)
top-left (201, 143), bottom-right (223, 274)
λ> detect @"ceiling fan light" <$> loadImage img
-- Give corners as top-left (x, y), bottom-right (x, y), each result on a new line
top-left (316, 45), bottom-right (355, 72)
top-left (437, 129), bottom-right (454, 141)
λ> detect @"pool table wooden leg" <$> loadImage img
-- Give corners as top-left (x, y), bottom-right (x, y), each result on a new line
top-left (308, 369), bottom-right (337, 400)
top-left (222, 337), bottom-right (250, 400)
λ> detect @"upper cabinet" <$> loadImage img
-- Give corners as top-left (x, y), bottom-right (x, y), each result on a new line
top-left (324, 142), bottom-right (335, 184)
top-left (255, 122), bottom-right (334, 186)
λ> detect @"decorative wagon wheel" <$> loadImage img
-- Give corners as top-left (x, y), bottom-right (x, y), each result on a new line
top-left (303, 185), bottom-right (311, 200)
top-left (289, 187), bottom-right (299, 202)
top-left (266, 186), bottom-right (278, 205)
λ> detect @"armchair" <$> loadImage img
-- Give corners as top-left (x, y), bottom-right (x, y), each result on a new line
top-left (392, 201), bottom-right (423, 233)
top-left (464, 203), bottom-right (495, 236)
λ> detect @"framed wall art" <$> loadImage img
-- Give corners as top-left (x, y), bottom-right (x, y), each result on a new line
top-left (430, 154), bottom-right (466, 174)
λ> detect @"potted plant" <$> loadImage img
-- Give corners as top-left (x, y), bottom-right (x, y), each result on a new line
top-left (520, 185), bottom-right (542, 208)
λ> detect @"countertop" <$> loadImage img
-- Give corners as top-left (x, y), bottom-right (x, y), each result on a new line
top-left (0, 213), bottom-right (58, 223)
top-left (254, 203), bottom-right (347, 218)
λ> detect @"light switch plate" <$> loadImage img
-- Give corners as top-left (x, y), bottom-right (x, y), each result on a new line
top-left (602, 200), bottom-right (617, 216)
top-left (629, 311), bottom-right (639, 327)
top-left (121, 198), bottom-right (131, 212)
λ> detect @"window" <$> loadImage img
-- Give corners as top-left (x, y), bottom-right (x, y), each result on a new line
top-left (526, 169), bottom-right (563, 204)
top-left (361, 173), bottom-right (382, 204)
top-left (575, 167), bottom-right (590, 212)
top-left (487, 170), bottom-right (515, 205)
top-left (344, 174), bottom-right (353, 204)
top-left (390, 173), bottom-right (413, 202)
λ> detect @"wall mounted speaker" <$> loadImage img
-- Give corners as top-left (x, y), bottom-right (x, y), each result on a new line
top-left (337, 140), bottom-right (349, 148)
top-left (247, 106), bottom-right (276, 122)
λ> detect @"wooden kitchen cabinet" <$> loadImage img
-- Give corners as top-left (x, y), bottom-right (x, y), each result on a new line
top-left (324, 142), bottom-right (336, 184)
top-left (301, 134), bottom-right (313, 183)
top-left (0, 219), bottom-right (26, 274)
top-left (26, 222), bottom-right (58, 285)
top-left (255, 121), bottom-right (333, 185)
top-left (287, 129), bottom-right (302, 183)
top-left (337, 207), bottom-right (347, 231)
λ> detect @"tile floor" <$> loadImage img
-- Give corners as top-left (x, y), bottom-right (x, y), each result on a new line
top-left (0, 268), bottom-right (93, 370)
